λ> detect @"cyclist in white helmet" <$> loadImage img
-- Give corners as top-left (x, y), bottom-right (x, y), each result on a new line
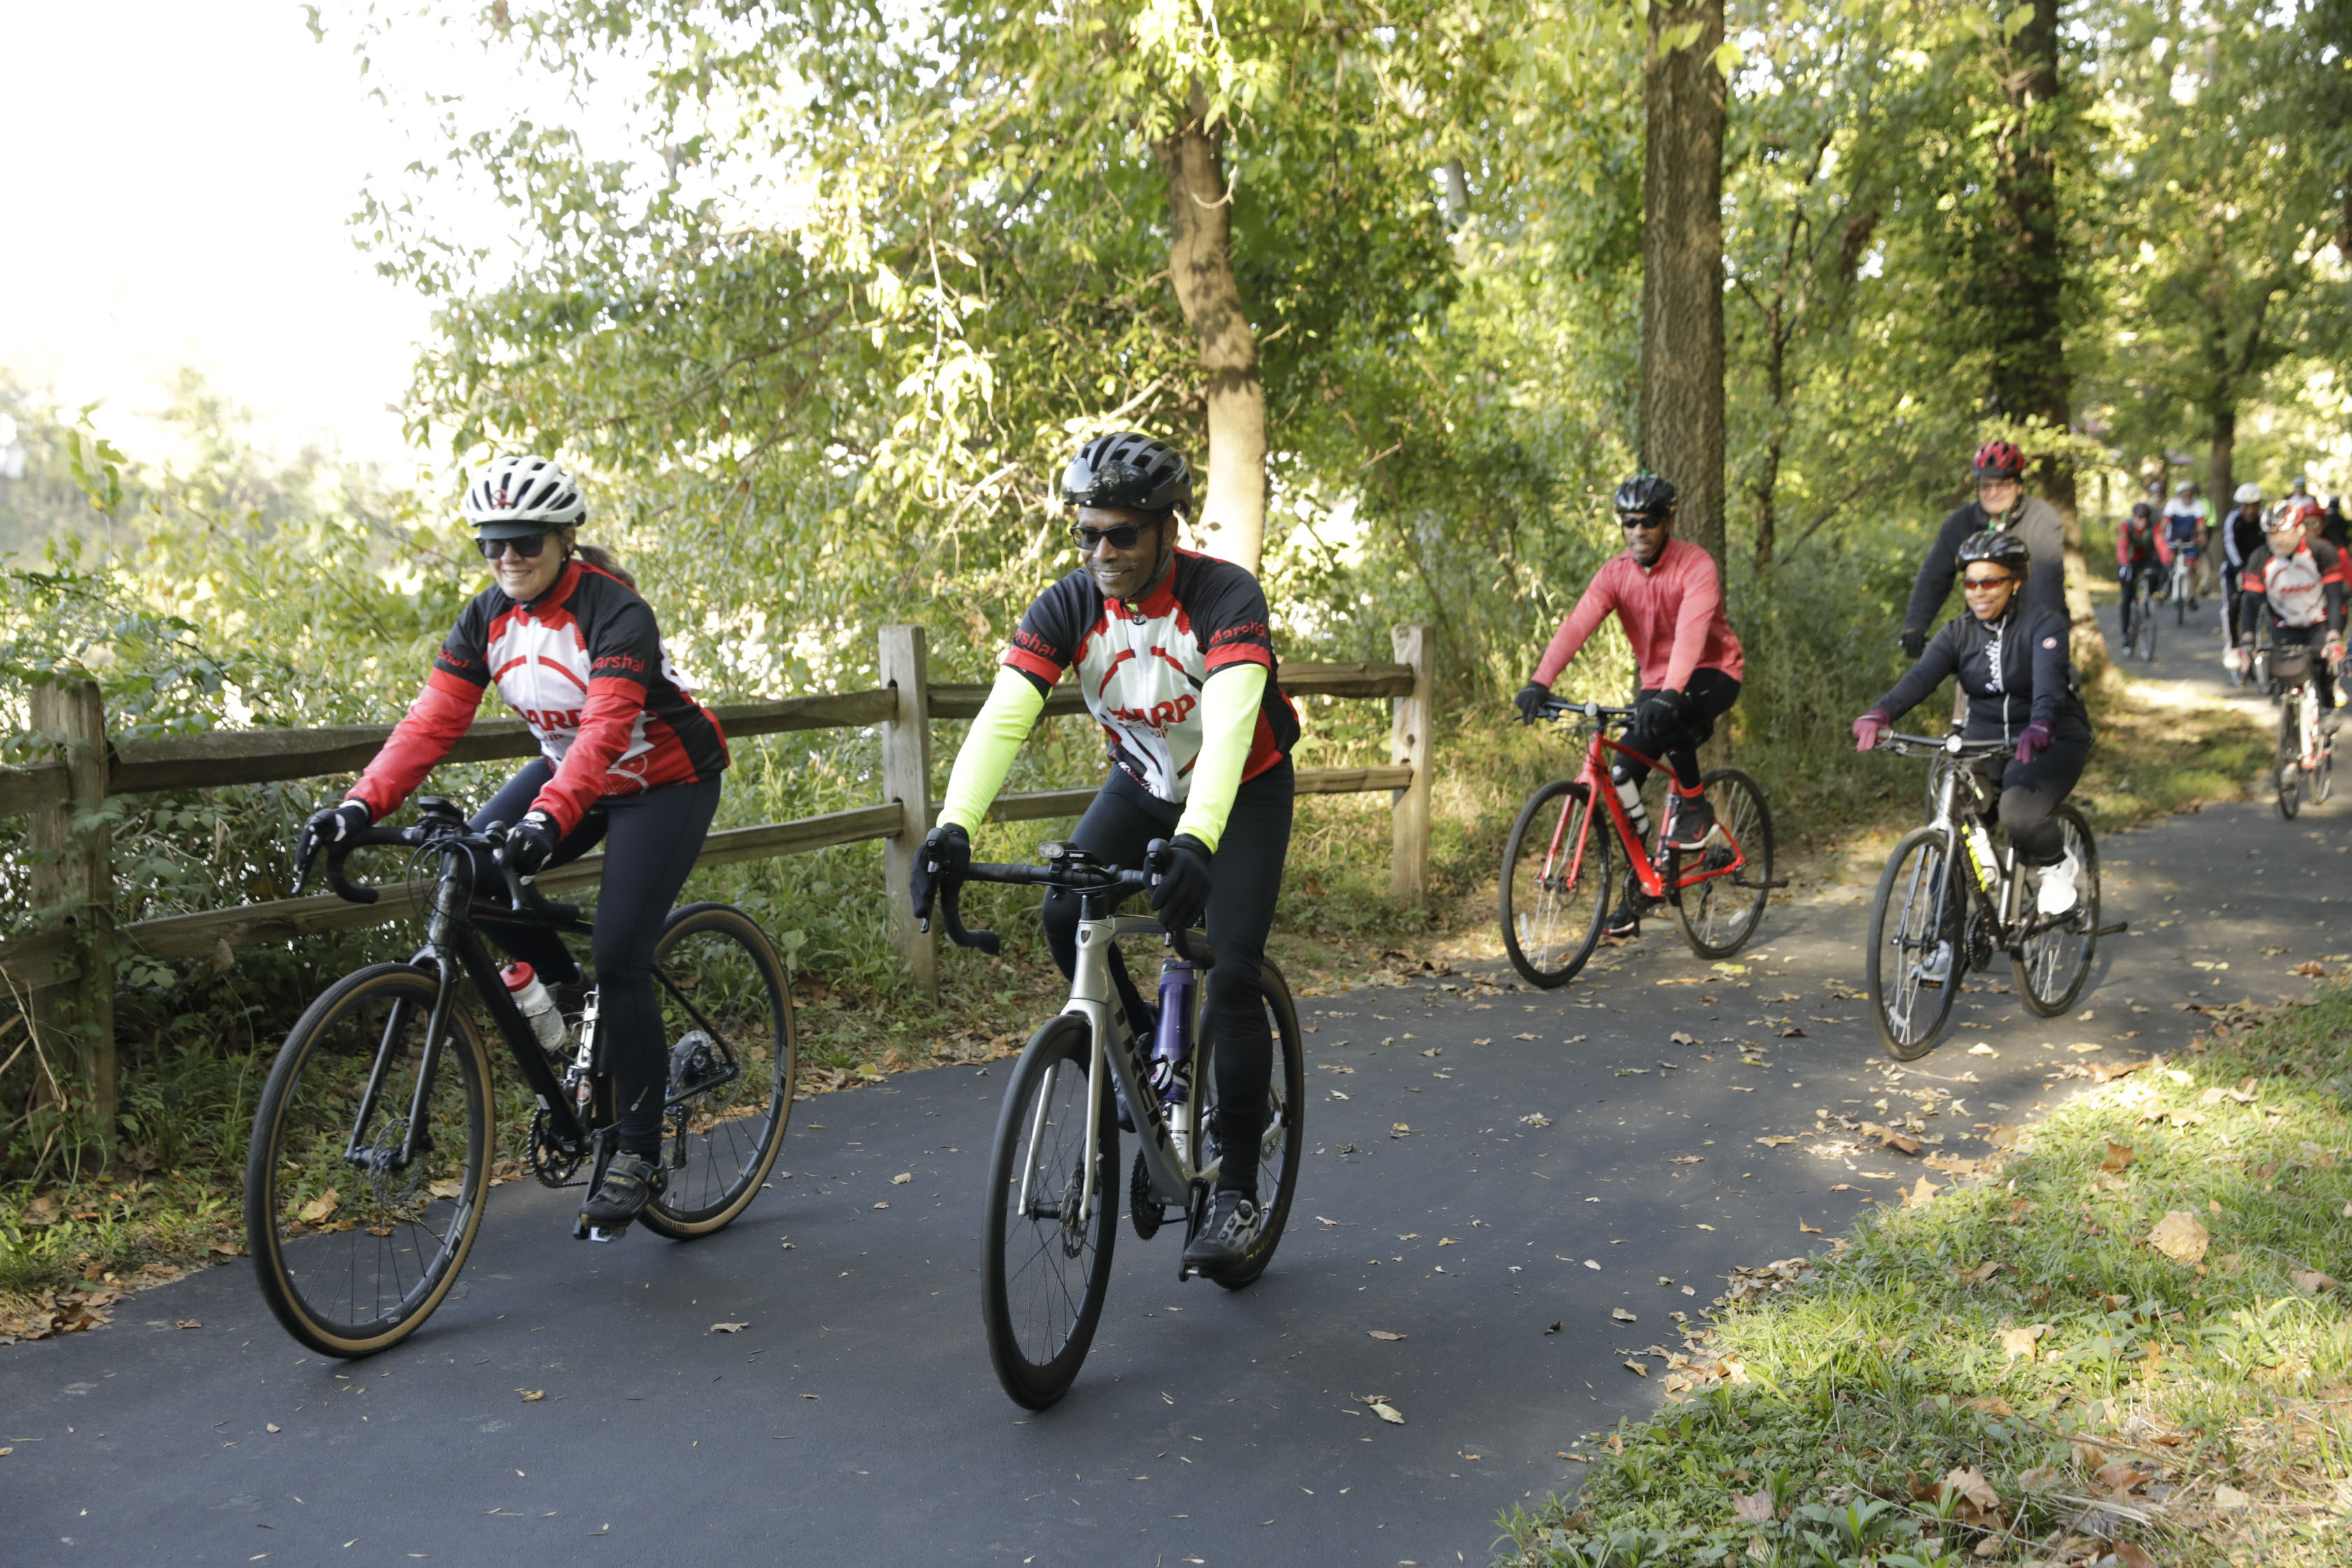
top-left (2220, 482), bottom-right (2269, 660)
top-left (293, 456), bottom-right (731, 1239)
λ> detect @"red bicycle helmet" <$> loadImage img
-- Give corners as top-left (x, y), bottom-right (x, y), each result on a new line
top-left (1973, 440), bottom-right (2026, 479)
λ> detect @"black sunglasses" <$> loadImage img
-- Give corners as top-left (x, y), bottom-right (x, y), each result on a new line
top-left (1617, 513), bottom-right (1668, 531)
top-left (477, 533), bottom-right (552, 561)
top-left (1069, 521), bottom-right (1154, 552)
top-left (1961, 572), bottom-right (2014, 589)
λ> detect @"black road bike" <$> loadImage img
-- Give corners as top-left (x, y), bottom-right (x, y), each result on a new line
top-left (245, 797), bottom-right (794, 1357)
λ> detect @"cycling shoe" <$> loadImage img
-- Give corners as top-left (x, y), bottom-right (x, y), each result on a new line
top-left (1182, 1190), bottom-right (1261, 1276)
top-left (576, 1150), bottom-right (665, 1242)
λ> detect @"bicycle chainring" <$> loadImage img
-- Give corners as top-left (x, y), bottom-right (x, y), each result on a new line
top-left (1963, 902), bottom-right (1996, 975)
top-left (528, 1107), bottom-right (588, 1188)
top-left (1130, 1149), bottom-right (1166, 1240)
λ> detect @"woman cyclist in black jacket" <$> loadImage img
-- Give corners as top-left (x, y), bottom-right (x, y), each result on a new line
top-left (1851, 531), bottom-right (2094, 916)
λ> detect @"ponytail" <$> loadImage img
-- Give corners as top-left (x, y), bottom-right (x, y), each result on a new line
top-left (572, 540), bottom-right (636, 589)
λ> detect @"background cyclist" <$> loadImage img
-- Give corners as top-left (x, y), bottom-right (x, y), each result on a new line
top-left (2237, 498), bottom-right (2346, 732)
top-left (1900, 440), bottom-right (2068, 659)
top-left (2116, 500), bottom-right (2166, 631)
top-left (2160, 481), bottom-right (2206, 605)
top-left (292, 455), bottom-right (730, 1238)
top-left (2220, 482), bottom-right (2269, 662)
top-left (1513, 472), bottom-right (1744, 941)
top-left (909, 433), bottom-right (1299, 1277)
top-left (1855, 531), bottom-right (2093, 917)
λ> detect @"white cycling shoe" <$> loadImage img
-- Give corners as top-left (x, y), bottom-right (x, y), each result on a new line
top-left (2036, 850), bottom-right (2081, 918)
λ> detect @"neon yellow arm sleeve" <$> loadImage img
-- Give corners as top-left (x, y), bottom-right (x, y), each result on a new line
top-left (936, 666), bottom-right (1047, 833)
top-left (1172, 663), bottom-right (1268, 853)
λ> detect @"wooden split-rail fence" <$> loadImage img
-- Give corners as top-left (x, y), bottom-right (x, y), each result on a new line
top-left (1, 624), bottom-right (1436, 1146)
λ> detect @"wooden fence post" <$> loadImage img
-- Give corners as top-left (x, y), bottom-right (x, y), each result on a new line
top-left (1389, 624), bottom-right (1434, 906)
top-left (878, 625), bottom-right (939, 1001)
top-left (25, 677), bottom-right (115, 1156)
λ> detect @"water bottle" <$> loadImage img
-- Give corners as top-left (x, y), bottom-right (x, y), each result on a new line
top-left (1614, 774), bottom-right (1651, 839)
top-left (502, 962), bottom-right (567, 1053)
top-left (1150, 959), bottom-right (1199, 1104)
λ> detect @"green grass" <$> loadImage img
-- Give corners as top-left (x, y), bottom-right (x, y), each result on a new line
top-left (1498, 986), bottom-right (2352, 1567)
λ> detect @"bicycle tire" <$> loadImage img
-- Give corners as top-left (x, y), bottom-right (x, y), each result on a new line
top-left (1191, 958), bottom-right (1306, 1291)
top-left (1499, 780), bottom-right (1611, 988)
top-left (1866, 827), bottom-right (1963, 1061)
top-left (2138, 589), bottom-right (2159, 659)
top-left (2015, 805), bottom-right (2099, 1016)
top-left (981, 1015), bottom-right (1118, 1410)
top-left (245, 963), bottom-right (491, 1358)
top-left (1672, 766), bottom-right (1774, 960)
top-left (2278, 703), bottom-right (2302, 819)
top-left (640, 903), bottom-right (796, 1238)
top-left (2316, 738), bottom-right (2335, 805)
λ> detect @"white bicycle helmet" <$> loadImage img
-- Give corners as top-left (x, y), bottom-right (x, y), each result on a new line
top-left (2234, 481), bottom-right (2265, 505)
top-left (464, 455), bottom-right (587, 536)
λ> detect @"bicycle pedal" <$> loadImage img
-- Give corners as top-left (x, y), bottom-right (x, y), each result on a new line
top-left (575, 1218), bottom-right (633, 1244)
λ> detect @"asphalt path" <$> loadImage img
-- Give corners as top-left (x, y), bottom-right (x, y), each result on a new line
top-left (6, 596), bottom-right (2347, 1567)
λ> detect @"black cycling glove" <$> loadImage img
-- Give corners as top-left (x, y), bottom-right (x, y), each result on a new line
top-left (1513, 681), bottom-right (1552, 726)
top-left (911, 822), bottom-right (970, 923)
top-left (294, 799), bottom-right (372, 884)
top-left (1900, 627), bottom-right (1928, 660)
top-left (1634, 687), bottom-right (1690, 733)
top-left (1148, 834), bottom-right (1213, 936)
top-left (501, 810), bottom-right (563, 877)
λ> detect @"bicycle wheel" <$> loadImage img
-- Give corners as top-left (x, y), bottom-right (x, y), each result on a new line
top-left (1672, 767), bottom-right (1774, 959)
top-left (1190, 958), bottom-right (1306, 1291)
top-left (2138, 590), bottom-right (2159, 659)
top-left (640, 903), bottom-right (796, 1238)
top-left (1499, 780), bottom-right (1611, 988)
top-left (245, 963), bottom-right (491, 1358)
top-left (1866, 827), bottom-right (1963, 1061)
top-left (2315, 736), bottom-right (2335, 804)
top-left (2015, 806), bottom-right (2099, 1016)
top-left (2277, 703), bottom-right (2302, 819)
top-left (981, 1015), bottom-right (1118, 1410)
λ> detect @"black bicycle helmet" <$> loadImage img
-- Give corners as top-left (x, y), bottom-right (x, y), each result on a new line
top-left (1955, 528), bottom-right (2031, 576)
top-left (1060, 433), bottom-right (1194, 513)
top-left (1613, 471), bottom-right (1677, 517)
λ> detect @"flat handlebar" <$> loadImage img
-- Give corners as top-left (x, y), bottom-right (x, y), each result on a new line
top-left (1873, 731), bottom-right (2011, 760)
top-left (1534, 699), bottom-right (1639, 724)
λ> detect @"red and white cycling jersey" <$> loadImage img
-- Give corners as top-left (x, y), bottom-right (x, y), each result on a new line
top-left (1002, 550), bottom-right (1299, 802)
top-left (351, 560), bottom-right (728, 833)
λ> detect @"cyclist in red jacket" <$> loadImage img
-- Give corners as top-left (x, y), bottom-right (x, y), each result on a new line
top-left (292, 456), bottom-right (729, 1240)
top-left (1515, 472), bottom-right (1744, 939)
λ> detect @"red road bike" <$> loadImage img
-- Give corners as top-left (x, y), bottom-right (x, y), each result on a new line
top-left (1499, 699), bottom-right (1779, 987)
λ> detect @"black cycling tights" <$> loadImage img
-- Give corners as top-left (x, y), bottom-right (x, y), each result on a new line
top-left (1973, 733), bottom-right (2088, 866)
top-left (469, 762), bottom-right (723, 1156)
top-left (1615, 668), bottom-right (1742, 792)
top-left (1040, 761), bottom-right (1294, 1195)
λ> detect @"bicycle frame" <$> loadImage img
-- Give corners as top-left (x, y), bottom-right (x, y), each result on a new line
top-left (1548, 710), bottom-right (1753, 902)
top-left (1886, 732), bottom-right (2076, 948)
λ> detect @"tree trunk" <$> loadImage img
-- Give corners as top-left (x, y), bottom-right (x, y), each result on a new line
top-left (1987, 0), bottom-right (2101, 678)
top-left (1158, 88), bottom-right (1268, 575)
top-left (2208, 406), bottom-right (2236, 523)
top-left (1640, 0), bottom-right (1728, 568)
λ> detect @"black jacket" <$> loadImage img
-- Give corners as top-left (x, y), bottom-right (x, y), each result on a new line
top-left (1871, 604), bottom-right (2090, 747)
top-left (1904, 496), bottom-right (2068, 636)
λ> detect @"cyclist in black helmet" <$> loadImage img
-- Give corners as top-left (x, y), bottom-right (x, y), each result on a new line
top-left (1900, 441), bottom-right (2069, 658)
top-left (909, 432), bottom-right (1301, 1278)
top-left (1855, 531), bottom-right (2094, 916)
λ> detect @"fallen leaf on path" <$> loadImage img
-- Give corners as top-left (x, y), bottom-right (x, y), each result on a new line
top-left (1390, 1123), bottom-right (1411, 1138)
top-left (872, 1202), bottom-right (890, 1210)
top-left (1544, 1322), bottom-right (1561, 1334)
top-left (2295, 960), bottom-right (2328, 977)
top-left (1420, 1047), bottom-right (1441, 1058)
top-left (1670, 1031), bottom-right (1702, 1046)
top-left (1695, 1224), bottom-right (1716, 1231)
top-left (1520, 1113), bottom-right (1553, 1128)
top-left (518, 1390), bottom-right (545, 1401)
top-left (1732, 1489), bottom-right (1775, 1524)
top-left (1904, 1175), bottom-right (1940, 1207)
top-left (1368, 1400), bottom-right (1406, 1424)
top-left (1623, 1360), bottom-right (1650, 1377)
top-left (1755, 1136), bottom-right (1795, 1148)
top-left (1968, 1043), bottom-right (1998, 1056)
top-left (2101, 1141), bottom-right (2136, 1173)
top-left (890, 1172), bottom-right (912, 1185)
top-left (1998, 1323), bottom-right (2048, 1362)
top-left (710, 1322), bottom-right (749, 1334)
top-left (2070, 1042), bottom-right (2104, 1054)
top-left (1670, 1155), bottom-right (1704, 1165)
top-left (1367, 1329), bottom-right (1406, 1341)
top-left (2146, 1210), bottom-right (2211, 1266)
top-left (1798, 1219), bottom-right (1821, 1234)
top-left (1777, 1026), bottom-right (1807, 1037)
top-left (265, 1423), bottom-right (281, 1433)
top-left (1611, 1308), bottom-right (1637, 1322)
top-left (1512, 1032), bottom-right (1539, 1041)
top-left (297, 1191), bottom-right (340, 1225)
top-left (1438, 1238), bottom-right (1457, 1247)
top-left (176, 1319), bottom-right (202, 1330)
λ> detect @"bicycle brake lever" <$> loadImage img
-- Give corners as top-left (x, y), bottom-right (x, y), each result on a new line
top-left (324, 842), bottom-right (378, 906)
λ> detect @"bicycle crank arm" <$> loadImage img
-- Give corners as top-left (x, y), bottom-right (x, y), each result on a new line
top-left (2094, 921), bottom-right (2129, 938)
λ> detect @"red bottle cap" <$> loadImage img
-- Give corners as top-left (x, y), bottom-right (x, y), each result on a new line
top-left (501, 962), bottom-right (537, 991)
